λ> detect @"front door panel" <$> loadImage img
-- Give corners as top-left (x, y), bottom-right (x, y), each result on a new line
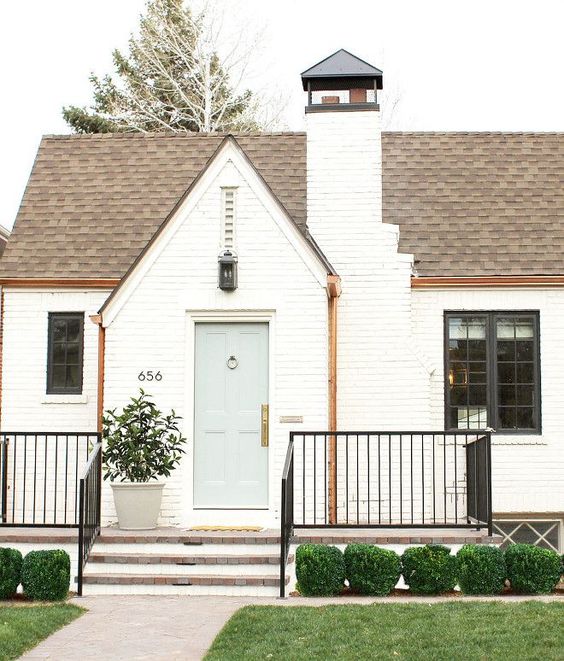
top-left (194, 323), bottom-right (268, 508)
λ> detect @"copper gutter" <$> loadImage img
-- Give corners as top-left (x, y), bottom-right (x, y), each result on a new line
top-left (412, 275), bottom-right (564, 288)
top-left (0, 278), bottom-right (119, 289)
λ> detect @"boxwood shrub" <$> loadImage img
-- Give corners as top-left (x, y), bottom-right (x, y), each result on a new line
top-left (295, 544), bottom-right (345, 596)
top-left (0, 548), bottom-right (23, 599)
top-left (344, 544), bottom-right (401, 596)
top-left (22, 550), bottom-right (70, 601)
top-left (505, 544), bottom-right (561, 594)
top-left (401, 544), bottom-right (458, 594)
top-left (457, 544), bottom-right (506, 595)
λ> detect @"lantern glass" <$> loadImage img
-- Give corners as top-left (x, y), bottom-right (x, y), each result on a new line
top-left (218, 251), bottom-right (238, 290)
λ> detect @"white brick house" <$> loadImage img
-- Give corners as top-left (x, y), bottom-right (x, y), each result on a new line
top-left (0, 49), bottom-right (562, 585)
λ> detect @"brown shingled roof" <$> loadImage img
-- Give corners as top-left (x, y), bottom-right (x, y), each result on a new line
top-left (0, 132), bottom-right (306, 279)
top-left (1, 131), bottom-right (563, 279)
top-left (382, 132), bottom-right (564, 276)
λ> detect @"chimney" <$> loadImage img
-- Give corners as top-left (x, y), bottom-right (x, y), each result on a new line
top-left (302, 49), bottom-right (383, 270)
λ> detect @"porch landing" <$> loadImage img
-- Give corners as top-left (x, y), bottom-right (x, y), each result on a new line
top-left (0, 525), bottom-right (500, 546)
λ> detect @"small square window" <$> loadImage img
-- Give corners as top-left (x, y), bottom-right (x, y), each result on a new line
top-left (47, 313), bottom-right (84, 394)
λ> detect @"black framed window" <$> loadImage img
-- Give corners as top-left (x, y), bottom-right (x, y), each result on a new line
top-left (47, 313), bottom-right (84, 394)
top-left (445, 312), bottom-right (540, 432)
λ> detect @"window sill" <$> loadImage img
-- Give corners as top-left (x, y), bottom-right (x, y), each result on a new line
top-left (41, 394), bottom-right (88, 405)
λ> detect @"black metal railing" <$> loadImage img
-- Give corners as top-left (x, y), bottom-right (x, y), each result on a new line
top-left (0, 432), bottom-right (100, 526)
top-left (466, 433), bottom-right (492, 533)
top-left (279, 434), bottom-right (294, 597)
top-left (77, 443), bottom-right (102, 596)
top-left (279, 430), bottom-right (492, 597)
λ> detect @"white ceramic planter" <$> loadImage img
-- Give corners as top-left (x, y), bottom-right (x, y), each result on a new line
top-left (110, 482), bottom-right (165, 530)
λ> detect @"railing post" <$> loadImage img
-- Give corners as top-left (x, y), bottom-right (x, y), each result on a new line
top-left (486, 431), bottom-right (493, 536)
top-left (77, 477), bottom-right (85, 597)
top-left (1, 437), bottom-right (8, 524)
top-left (279, 469), bottom-right (286, 599)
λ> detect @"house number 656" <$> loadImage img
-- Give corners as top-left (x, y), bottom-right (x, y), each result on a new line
top-left (138, 370), bottom-right (162, 382)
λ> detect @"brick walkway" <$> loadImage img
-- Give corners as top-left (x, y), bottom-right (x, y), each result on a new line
top-left (22, 594), bottom-right (561, 661)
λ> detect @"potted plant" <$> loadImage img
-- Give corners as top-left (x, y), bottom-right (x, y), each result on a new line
top-left (103, 389), bottom-right (186, 530)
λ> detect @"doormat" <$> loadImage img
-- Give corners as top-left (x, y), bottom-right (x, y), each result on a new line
top-left (189, 526), bottom-right (263, 532)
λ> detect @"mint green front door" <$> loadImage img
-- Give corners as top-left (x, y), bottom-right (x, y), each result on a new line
top-left (194, 323), bottom-right (269, 508)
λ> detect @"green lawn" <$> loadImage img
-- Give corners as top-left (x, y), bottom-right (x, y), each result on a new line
top-left (0, 604), bottom-right (83, 660)
top-left (206, 601), bottom-right (564, 660)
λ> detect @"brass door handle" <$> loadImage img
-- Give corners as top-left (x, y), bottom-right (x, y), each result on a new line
top-left (261, 404), bottom-right (269, 447)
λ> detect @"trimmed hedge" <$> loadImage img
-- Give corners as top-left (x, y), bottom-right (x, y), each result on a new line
top-left (22, 550), bottom-right (70, 601)
top-left (295, 544), bottom-right (345, 596)
top-left (0, 548), bottom-right (23, 599)
top-left (401, 544), bottom-right (458, 595)
top-left (344, 544), bottom-right (401, 596)
top-left (505, 544), bottom-right (561, 594)
top-left (457, 545), bottom-right (506, 595)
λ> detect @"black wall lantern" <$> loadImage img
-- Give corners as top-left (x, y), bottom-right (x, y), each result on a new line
top-left (218, 250), bottom-right (238, 291)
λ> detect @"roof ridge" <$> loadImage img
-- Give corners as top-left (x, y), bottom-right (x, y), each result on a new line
top-left (382, 130), bottom-right (564, 136)
top-left (42, 131), bottom-right (307, 141)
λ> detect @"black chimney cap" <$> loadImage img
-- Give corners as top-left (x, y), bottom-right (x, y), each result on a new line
top-left (301, 49), bottom-right (383, 91)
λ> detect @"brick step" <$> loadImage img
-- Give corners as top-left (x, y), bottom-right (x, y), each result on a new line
top-left (98, 530), bottom-right (281, 545)
top-left (80, 573), bottom-right (290, 587)
top-left (88, 552), bottom-right (293, 566)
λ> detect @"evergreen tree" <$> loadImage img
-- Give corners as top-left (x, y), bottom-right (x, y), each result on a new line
top-left (63, 0), bottom-right (261, 133)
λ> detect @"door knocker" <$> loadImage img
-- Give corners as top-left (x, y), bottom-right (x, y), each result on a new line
top-left (227, 355), bottom-right (238, 369)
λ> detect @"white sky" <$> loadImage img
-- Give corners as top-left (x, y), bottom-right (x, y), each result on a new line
top-left (1, 0), bottom-right (563, 230)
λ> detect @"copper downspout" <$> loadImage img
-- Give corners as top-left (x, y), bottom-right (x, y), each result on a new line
top-left (0, 288), bottom-right (4, 429)
top-left (327, 275), bottom-right (341, 524)
top-left (90, 315), bottom-right (105, 434)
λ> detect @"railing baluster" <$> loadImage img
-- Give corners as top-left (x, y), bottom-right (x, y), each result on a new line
top-left (345, 434), bottom-right (349, 524)
top-left (22, 435), bottom-right (27, 524)
top-left (378, 434), bottom-right (381, 524)
top-left (410, 434), bottom-right (413, 525)
top-left (421, 434), bottom-right (425, 525)
top-left (12, 435), bottom-right (17, 523)
top-left (32, 435), bottom-right (37, 524)
top-left (313, 433), bottom-right (317, 524)
top-left (388, 434), bottom-right (391, 525)
top-left (432, 434), bottom-right (436, 524)
top-left (356, 434), bottom-right (359, 525)
top-left (443, 433), bottom-right (447, 525)
top-left (454, 435), bottom-right (458, 524)
top-left (324, 432), bottom-right (327, 525)
top-left (367, 434), bottom-right (370, 525)
top-left (399, 434), bottom-right (403, 525)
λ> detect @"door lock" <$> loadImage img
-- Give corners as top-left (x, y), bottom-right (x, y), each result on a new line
top-left (261, 404), bottom-right (269, 447)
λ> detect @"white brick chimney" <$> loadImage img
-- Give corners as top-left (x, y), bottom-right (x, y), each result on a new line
top-left (301, 51), bottom-right (426, 432)
top-left (301, 49), bottom-right (384, 269)
top-left (306, 109), bottom-right (382, 269)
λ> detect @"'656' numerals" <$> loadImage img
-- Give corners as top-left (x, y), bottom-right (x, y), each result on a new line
top-left (138, 370), bottom-right (162, 382)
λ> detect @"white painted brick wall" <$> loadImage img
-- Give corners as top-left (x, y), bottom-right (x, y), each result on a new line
top-left (411, 288), bottom-right (564, 514)
top-left (2, 289), bottom-right (108, 431)
top-left (103, 159), bottom-right (329, 527)
top-left (1, 289), bottom-right (108, 523)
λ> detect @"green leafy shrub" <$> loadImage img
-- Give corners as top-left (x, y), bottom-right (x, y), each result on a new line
top-left (103, 389), bottom-right (186, 482)
top-left (344, 544), bottom-right (401, 596)
top-left (401, 544), bottom-right (458, 594)
top-left (505, 544), bottom-right (561, 594)
top-left (0, 548), bottom-right (23, 599)
top-left (22, 550), bottom-right (70, 601)
top-left (295, 544), bottom-right (345, 596)
top-left (457, 544), bottom-right (506, 595)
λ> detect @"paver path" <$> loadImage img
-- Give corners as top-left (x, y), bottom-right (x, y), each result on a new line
top-left (21, 594), bottom-right (561, 660)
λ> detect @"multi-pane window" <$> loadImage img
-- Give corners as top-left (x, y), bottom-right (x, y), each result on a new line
top-left (445, 312), bottom-right (540, 432)
top-left (47, 313), bottom-right (84, 394)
